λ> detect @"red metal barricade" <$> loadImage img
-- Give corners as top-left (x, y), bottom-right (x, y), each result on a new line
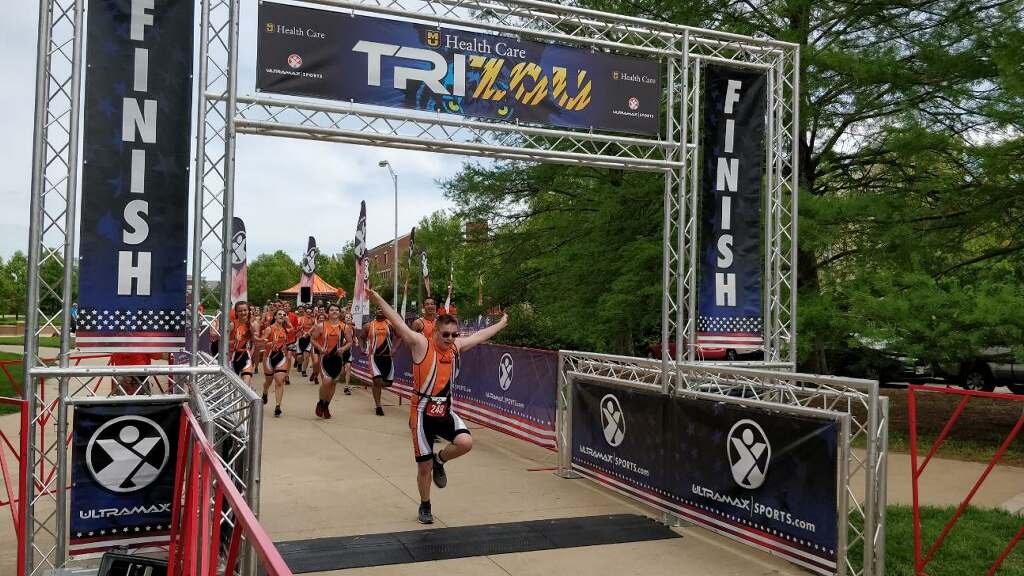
top-left (908, 384), bottom-right (1024, 576)
top-left (0, 353), bottom-right (111, 576)
top-left (169, 406), bottom-right (291, 576)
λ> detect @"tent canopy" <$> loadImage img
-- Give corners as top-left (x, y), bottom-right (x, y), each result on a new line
top-left (278, 274), bottom-right (346, 300)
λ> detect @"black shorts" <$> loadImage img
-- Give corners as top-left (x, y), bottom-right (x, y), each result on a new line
top-left (298, 336), bottom-right (311, 353)
top-left (341, 349), bottom-right (352, 365)
top-left (371, 354), bottom-right (393, 384)
top-left (413, 410), bottom-right (470, 463)
top-left (320, 352), bottom-right (343, 380)
top-left (231, 351), bottom-right (254, 377)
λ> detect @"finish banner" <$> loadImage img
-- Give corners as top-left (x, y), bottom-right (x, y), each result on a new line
top-left (351, 341), bottom-right (557, 448)
top-left (696, 65), bottom-right (765, 350)
top-left (256, 2), bottom-right (661, 136)
top-left (231, 217), bottom-right (248, 306)
top-left (70, 403), bottom-right (183, 556)
top-left (571, 380), bottom-right (839, 574)
top-left (77, 0), bottom-right (193, 353)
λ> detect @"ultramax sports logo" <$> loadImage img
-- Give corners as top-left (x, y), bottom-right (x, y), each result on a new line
top-left (231, 230), bottom-right (246, 267)
top-left (352, 36), bottom-right (593, 112)
top-left (498, 353), bottom-right (513, 391)
top-left (86, 415), bottom-right (169, 493)
top-left (301, 246), bottom-right (317, 275)
top-left (727, 419), bottom-right (771, 489)
top-left (600, 394), bottom-right (625, 447)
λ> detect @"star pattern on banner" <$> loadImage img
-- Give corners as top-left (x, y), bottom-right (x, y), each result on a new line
top-left (697, 315), bottom-right (763, 333)
top-left (77, 308), bottom-right (188, 331)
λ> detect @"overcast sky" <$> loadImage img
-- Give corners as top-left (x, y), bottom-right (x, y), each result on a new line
top-left (1, 2), bottom-right (470, 268)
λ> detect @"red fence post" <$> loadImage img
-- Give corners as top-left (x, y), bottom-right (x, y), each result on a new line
top-left (908, 384), bottom-right (1024, 576)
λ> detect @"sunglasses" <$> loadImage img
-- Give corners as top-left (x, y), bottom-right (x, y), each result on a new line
top-left (440, 331), bottom-right (460, 338)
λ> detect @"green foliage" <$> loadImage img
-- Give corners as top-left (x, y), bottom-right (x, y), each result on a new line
top-left (246, 251), bottom-right (300, 305)
top-left (436, 0), bottom-right (1024, 364)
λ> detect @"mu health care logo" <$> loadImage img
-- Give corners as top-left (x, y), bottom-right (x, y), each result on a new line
top-left (726, 419), bottom-right (771, 489)
top-left (86, 415), bottom-right (170, 493)
top-left (498, 353), bottom-right (513, 391)
top-left (600, 394), bottom-right (625, 447)
top-left (425, 30), bottom-right (441, 48)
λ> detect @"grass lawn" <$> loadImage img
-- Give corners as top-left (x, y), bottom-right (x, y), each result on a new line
top-left (852, 505), bottom-right (1024, 575)
top-left (0, 336), bottom-right (68, 349)
top-left (0, 351), bottom-right (24, 415)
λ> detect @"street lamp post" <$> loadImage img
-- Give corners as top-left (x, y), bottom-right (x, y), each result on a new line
top-left (378, 160), bottom-right (399, 308)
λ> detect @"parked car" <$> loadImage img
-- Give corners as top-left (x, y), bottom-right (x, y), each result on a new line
top-left (827, 339), bottom-right (934, 385)
top-left (646, 341), bottom-right (764, 362)
top-left (936, 347), bottom-right (1024, 394)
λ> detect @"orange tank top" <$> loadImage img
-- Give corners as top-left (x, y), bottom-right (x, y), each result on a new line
top-left (420, 317), bottom-right (436, 340)
top-left (367, 319), bottom-right (392, 356)
top-left (320, 321), bottom-right (343, 352)
top-left (229, 321), bottom-right (252, 354)
top-left (412, 340), bottom-right (458, 399)
top-left (265, 324), bottom-right (287, 352)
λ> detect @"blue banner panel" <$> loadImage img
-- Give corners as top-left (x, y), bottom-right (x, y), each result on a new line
top-left (571, 380), bottom-right (838, 575)
top-left (351, 340), bottom-right (557, 448)
top-left (697, 65), bottom-right (765, 349)
top-left (77, 0), bottom-right (194, 353)
top-left (257, 2), bottom-right (662, 136)
top-left (70, 403), bottom-right (182, 556)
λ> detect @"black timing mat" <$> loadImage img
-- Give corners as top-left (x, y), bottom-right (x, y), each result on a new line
top-left (275, 514), bottom-right (680, 573)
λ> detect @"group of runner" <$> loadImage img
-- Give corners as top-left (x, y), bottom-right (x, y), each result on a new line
top-left (214, 291), bottom-right (509, 525)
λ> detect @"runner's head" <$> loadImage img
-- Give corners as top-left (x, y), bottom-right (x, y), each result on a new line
top-left (274, 309), bottom-right (287, 325)
top-left (233, 300), bottom-right (249, 321)
top-left (434, 314), bottom-right (459, 347)
top-left (328, 304), bottom-right (341, 321)
top-left (283, 301), bottom-right (291, 311)
top-left (423, 297), bottom-right (437, 318)
top-left (374, 306), bottom-right (385, 320)
top-left (344, 311), bottom-right (353, 324)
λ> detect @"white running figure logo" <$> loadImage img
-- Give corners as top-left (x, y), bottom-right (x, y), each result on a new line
top-left (86, 415), bottom-right (169, 494)
top-left (727, 419), bottom-right (771, 489)
top-left (600, 394), bottom-right (625, 447)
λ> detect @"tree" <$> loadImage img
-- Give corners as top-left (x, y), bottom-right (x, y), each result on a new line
top-left (6, 252), bottom-right (27, 321)
top-left (246, 251), bottom-right (299, 305)
top-left (441, 0), bottom-right (1024, 365)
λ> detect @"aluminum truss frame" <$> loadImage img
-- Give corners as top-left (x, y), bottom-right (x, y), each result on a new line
top-left (556, 351), bottom-right (888, 576)
top-left (193, 0), bottom-right (800, 388)
top-left (23, 0), bottom-right (799, 572)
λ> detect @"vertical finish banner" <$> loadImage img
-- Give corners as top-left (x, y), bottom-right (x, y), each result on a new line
top-left (298, 236), bottom-right (317, 304)
top-left (230, 217), bottom-right (248, 305)
top-left (77, 0), bottom-right (193, 353)
top-left (70, 403), bottom-right (182, 556)
top-left (697, 65), bottom-right (766, 350)
top-left (352, 202), bottom-right (369, 327)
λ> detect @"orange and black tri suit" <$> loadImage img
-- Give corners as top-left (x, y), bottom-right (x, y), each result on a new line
top-left (263, 324), bottom-right (290, 373)
top-left (318, 320), bottom-right (345, 380)
top-left (228, 320), bottom-right (255, 377)
top-left (410, 340), bottom-right (468, 462)
top-left (367, 319), bottom-right (395, 382)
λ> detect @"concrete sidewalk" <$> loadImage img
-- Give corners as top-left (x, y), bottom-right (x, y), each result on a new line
top-left (256, 372), bottom-right (805, 575)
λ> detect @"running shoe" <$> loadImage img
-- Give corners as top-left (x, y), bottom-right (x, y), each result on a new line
top-left (375, 406), bottom-right (384, 416)
top-left (322, 403), bottom-right (332, 419)
top-left (315, 401), bottom-right (324, 418)
top-left (417, 502), bottom-right (433, 525)
top-left (274, 405), bottom-right (282, 418)
top-left (285, 376), bottom-right (291, 385)
top-left (344, 387), bottom-right (351, 395)
top-left (432, 455), bottom-right (447, 489)
top-left (261, 393), bottom-right (268, 405)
